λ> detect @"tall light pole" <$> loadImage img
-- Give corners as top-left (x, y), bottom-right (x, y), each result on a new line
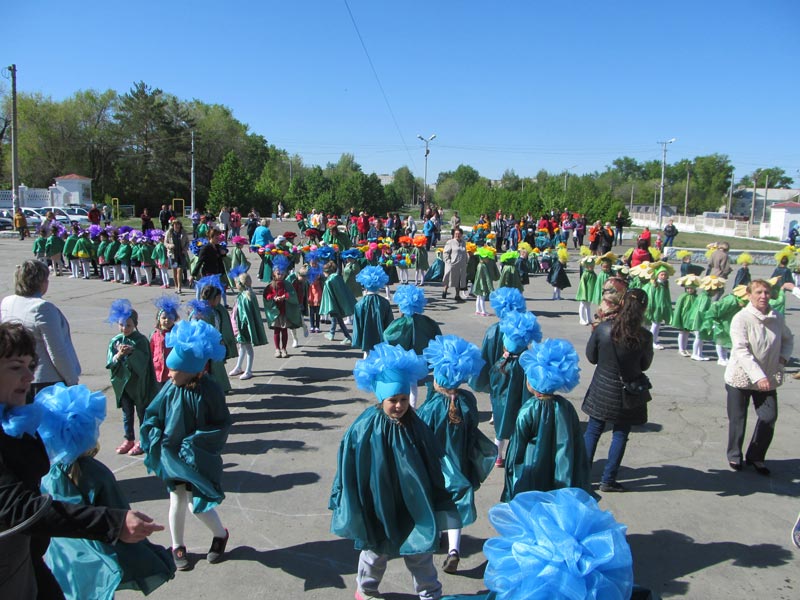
top-left (657, 138), bottom-right (676, 229)
top-left (8, 64), bottom-right (19, 212)
top-left (190, 130), bottom-right (196, 216)
top-left (563, 164), bottom-right (578, 192)
top-left (417, 134), bottom-right (436, 210)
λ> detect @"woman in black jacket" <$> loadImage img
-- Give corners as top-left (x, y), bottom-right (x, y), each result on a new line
top-left (582, 288), bottom-right (653, 492)
top-left (0, 322), bottom-right (162, 599)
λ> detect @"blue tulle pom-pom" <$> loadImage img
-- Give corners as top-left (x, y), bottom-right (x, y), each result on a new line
top-left (87, 224), bottom-right (103, 239)
top-left (107, 299), bottom-right (133, 325)
top-left (317, 245), bottom-right (337, 262)
top-left (356, 265), bottom-right (389, 291)
top-left (153, 294), bottom-right (181, 320)
top-left (500, 311), bottom-right (542, 354)
top-left (272, 254), bottom-right (291, 274)
top-left (0, 402), bottom-right (44, 438)
top-left (354, 342), bottom-right (429, 394)
top-left (392, 284), bottom-right (427, 315)
top-left (196, 274), bottom-right (224, 294)
top-left (519, 339), bottom-right (581, 394)
top-left (484, 488), bottom-right (633, 600)
top-left (228, 264), bottom-right (248, 282)
top-left (166, 319), bottom-right (226, 363)
top-left (490, 287), bottom-right (527, 319)
top-left (307, 265), bottom-right (324, 284)
top-left (423, 335), bottom-right (485, 389)
top-left (341, 248), bottom-right (363, 260)
top-left (186, 298), bottom-right (212, 318)
top-left (35, 383), bottom-right (106, 466)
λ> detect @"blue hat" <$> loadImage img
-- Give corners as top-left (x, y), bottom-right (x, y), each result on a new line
top-left (197, 274), bottom-right (224, 294)
top-left (423, 335), bottom-right (485, 389)
top-left (393, 284), bottom-right (427, 316)
top-left (153, 294), bottom-right (181, 321)
top-left (165, 319), bottom-right (226, 373)
top-left (307, 264), bottom-right (323, 284)
top-left (186, 298), bottom-right (213, 318)
top-left (354, 343), bottom-right (429, 401)
top-left (500, 311), bottom-right (543, 354)
top-left (272, 254), bottom-right (290, 274)
top-left (519, 339), bottom-right (580, 394)
top-left (228, 264), bottom-right (248, 281)
top-left (317, 245), bottom-right (336, 261)
top-left (356, 265), bottom-right (389, 292)
top-left (490, 287), bottom-right (527, 319)
top-left (35, 383), bottom-right (106, 466)
top-left (107, 299), bottom-right (133, 325)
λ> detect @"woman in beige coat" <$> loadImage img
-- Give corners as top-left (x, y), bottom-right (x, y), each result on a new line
top-left (164, 219), bottom-right (191, 294)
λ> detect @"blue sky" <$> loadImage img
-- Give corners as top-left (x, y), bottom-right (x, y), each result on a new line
top-left (4, 1), bottom-right (799, 184)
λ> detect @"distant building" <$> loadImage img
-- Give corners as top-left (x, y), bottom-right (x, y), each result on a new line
top-left (377, 174), bottom-right (394, 186)
top-left (629, 204), bottom-right (678, 217)
top-left (729, 187), bottom-right (800, 222)
top-left (52, 174), bottom-right (93, 206)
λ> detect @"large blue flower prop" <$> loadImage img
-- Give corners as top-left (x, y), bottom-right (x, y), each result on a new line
top-left (166, 319), bottom-right (226, 363)
top-left (354, 342), bottom-right (429, 397)
top-left (490, 287), bottom-right (527, 320)
top-left (317, 245), bottom-right (337, 262)
top-left (153, 294), bottom-right (181, 321)
top-left (519, 339), bottom-right (581, 395)
top-left (423, 335), bottom-right (485, 389)
top-left (35, 383), bottom-right (106, 466)
top-left (0, 402), bottom-right (44, 438)
top-left (191, 237), bottom-right (208, 255)
top-left (500, 311), bottom-right (542, 354)
top-left (356, 265), bottom-right (389, 292)
top-left (341, 248), bottom-right (363, 260)
top-left (392, 284), bottom-right (427, 315)
top-left (484, 488), bottom-right (633, 600)
top-left (107, 299), bottom-right (133, 325)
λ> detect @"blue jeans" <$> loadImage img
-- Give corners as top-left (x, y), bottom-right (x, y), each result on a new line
top-left (120, 393), bottom-right (145, 441)
top-left (665, 235), bottom-right (676, 247)
top-left (583, 417), bottom-right (631, 484)
top-left (330, 315), bottom-right (351, 340)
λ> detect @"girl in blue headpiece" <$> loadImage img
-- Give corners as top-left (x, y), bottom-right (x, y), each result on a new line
top-left (150, 294), bottom-right (181, 389)
top-left (229, 268), bottom-right (268, 377)
top-left (106, 299), bottom-right (157, 456)
top-left (502, 339), bottom-right (591, 502)
top-left (489, 311), bottom-right (542, 467)
top-left (329, 343), bottom-right (470, 600)
top-left (263, 255), bottom-right (302, 358)
top-left (140, 319), bottom-right (232, 572)
top-left (38, 384), bottom-right (175, 599)
top-left (383, 285), bottom-right (442, 408)
top-left (320, 260), bottom-right (357, 343)
top-left (192, 277), bottom-right (238, 392)
top-left (352, 266), bottom-right (395, 358)
top-left (417, 335), bottom-right (497, 574)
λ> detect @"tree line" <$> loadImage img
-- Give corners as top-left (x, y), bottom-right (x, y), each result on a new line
top-left (1, 81), bottom-right (792, 223)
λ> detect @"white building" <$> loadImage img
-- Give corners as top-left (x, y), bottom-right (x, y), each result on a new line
top-left (50, 173), bottom-right (93, 206)
top-left (728, 187), bottom-right (800, 222)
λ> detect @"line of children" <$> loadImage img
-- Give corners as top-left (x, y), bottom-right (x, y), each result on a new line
top-left (352, 266), bottom-right (394, 358)
top-left (262, 255), bottom-right (302, 358)
top-left (473, 246), bottom-right (499, 316)
top-left (643, 261), bottom-right (674, 350)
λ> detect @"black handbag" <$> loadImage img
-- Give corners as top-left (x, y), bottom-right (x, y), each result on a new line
top-left (611, 342), bottom-right (652, 408)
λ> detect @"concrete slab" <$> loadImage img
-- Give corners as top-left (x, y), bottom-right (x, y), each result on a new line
top-left (1, 229), bottom-right (797, 599)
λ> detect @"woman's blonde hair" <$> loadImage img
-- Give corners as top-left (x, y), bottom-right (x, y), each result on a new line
top-left (14, 260), bottom-right (49, 296)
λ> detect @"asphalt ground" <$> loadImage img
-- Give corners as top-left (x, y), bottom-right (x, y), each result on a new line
top-left (1, 226), bottom-right (798, 599)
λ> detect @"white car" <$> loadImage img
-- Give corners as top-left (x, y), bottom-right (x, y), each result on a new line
top-left (39, 206), bottom-right (88, 225)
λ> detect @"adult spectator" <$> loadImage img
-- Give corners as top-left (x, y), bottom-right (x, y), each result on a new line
top-left (356, 212), bottom-right (370, 240)
top-left (588, 221), bottom-right (601, 255)
top-left (101, 205), bottom-right (112, 226)
top-left (0, 322), bottom-right (162, 598)
top-left (708, 241), bottom-right (733, 298)
top-left (229, 207), bottom-right (242, 237)
top-left (0, 260), bottom-right (81, 396)
top-left (406, 215), bottom-right (417, 236)
top-left (190, 209), bottom-right (201, 237)
top-left (158, 204), bottom-right (172, 230)
top-left (246, 209), bottom-right (260, 240)
top-left (277, 201), bottom-right (285, 222)
top-left (441, 227), bottom-right (467, 303)
top-left (164, 219), bottom-right (190, 294)
top-left (789, 226), bottom-right (798, 246)
top-left (140, 208), bottom-right (155, 232)
top-left (639, 226), bottom-right (652, 247)
top-left (663, 219), bottom-right (679, 247)
top-left (575, 216), bottom-right (587, 247)
top-left (251, 218), bottom-right (275, 247)
top-left (190, 228), bottom-right (226, 285)
top-left (582, 288), bottom-right (653, 492)
top-left (615, 211), bottom-right (625, 246)
top-left (599, 222), bottom-right (614, 255)
top-left (218, 206), bottom-right (231, 238)
top-left (724, 280), bottom-right (793, 474)
top-left (628, 239), bottom-right (656, 267)
top-left (39, 212), bottom-right (56, 237)
top-left (87, 203), bottom-right (102, 226)
top-left (14, 208), bottom-right (27, 240)
top-left (423, 215), bottom-right (436, 251)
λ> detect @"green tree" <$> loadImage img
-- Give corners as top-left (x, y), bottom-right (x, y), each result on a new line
top-left (208, 151), bottom-right (253, 215)
top-left (500, 169), bottom-right (521, 191)
top-left (391, 166), bottom-right (416, 204)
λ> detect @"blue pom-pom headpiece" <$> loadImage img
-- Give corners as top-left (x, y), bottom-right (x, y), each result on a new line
top-left (519, 339), bottom-right (580, 394)
top-left (186, 298), bottom-right (212, 318)
top-left (307, 265), bottom-right (323, 284)
top-left (484, 489), bottom-right (633, 599)
top-left (165, 319), bottom-right (226, 373)
top-left (341, 248), bottom-right (363, 260)
top-left (317, 245), bottom-right (337, 262)
top-left (35, 383), bottom-right (106, 466)
top-left (500, 311), bottom-right (542, 354)
top-left (354, 343), bottom-right (429, 401)
top-left (228, 264), bottom-right (248, 281)
top-left (88, 224), bottom-right (103, 239)
top-left (197, 274), bottom-right (224, 294)
top-left (117, 225), bottom-right (133, 235)
top-left (490, 287), bottom-right (527, 319)
top-left (191, 237), bottom-right (208, 255)
top-left (107, 299), bottom-right (133, 325)
top-left (356, 265), bottom-right (389, 292)
top-left (304, 249), bottom-right (320, 264)
top-left (153, 294), bottom-right (181, 321)
top-left (423, 335), bottom-right (485, 389)
top-left (392, 284), bottom-right (427, 316)
top-left (0, 402), bottom-right (44, 438)
top-left (272, 254), bottom-right (290, 274)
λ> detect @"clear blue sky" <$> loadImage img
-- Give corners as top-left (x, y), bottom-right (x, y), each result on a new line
top-left (4, 0), bottom-right (799, 185)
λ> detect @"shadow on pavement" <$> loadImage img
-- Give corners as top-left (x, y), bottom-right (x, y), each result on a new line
top-left (230, 421), bottom-right (335, 435)
top-left (227, 470), bottom-right (320, 494)
top-left (230, 409), bottom-right (345, 422)
top-left (629, 529), bottom-right (794, 597)
top-left (223, 438), bottom-right (309, 456)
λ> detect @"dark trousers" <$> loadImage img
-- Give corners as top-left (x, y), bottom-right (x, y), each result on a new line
top-left (121, 393), bottom-right (145, 441)
top-left (726, 384), bottom-right (778, 463)
top-left (584, 417), bottom-right (631, 484)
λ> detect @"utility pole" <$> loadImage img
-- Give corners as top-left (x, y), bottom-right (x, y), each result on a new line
top-left (190, 130), bottom-right (196, 215)
top-left (749, 170), bottom-right (759, 224)
top-left (761, 174), bottom-right (770, 223)
top-left (684, 169), bottom-right (691, 217)
top-left (9, 64), bottom-right (19, 212)
top-left (417, 134), bottom-right (436, 213)
top-left (727, 168), bottom-right (734, 216)
top-left (657, 138), bottom-right (675, 229)
top-left (630, 184), bottom-right (635, 212)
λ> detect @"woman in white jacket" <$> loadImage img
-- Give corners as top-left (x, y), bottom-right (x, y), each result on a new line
top-left (724, 279), bottom-right (793, 475)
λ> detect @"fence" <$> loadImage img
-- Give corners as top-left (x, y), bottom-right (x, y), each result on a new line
top-left (630, 212), bottom-right (759, 238)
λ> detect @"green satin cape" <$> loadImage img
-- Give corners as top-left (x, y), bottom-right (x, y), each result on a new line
top-left (352, 293), bottom-right (395, 352)
top-left (498, 264), bottom-right (523, 292)
top-left (320, 272), bottom-right (357, 317)
top-left (489, 355), bottom-right (531, 440)
top-left (106, 331), bottom-right (157, 409)
top-left (383, 314), bottom-right (442, 355)
top-left (235, 290), bottom-right (268, 346)
top-left (468, 321), bottom-right (502, 394)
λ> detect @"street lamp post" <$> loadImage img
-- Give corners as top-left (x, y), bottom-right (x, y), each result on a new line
top-left (417, 134), bottom-right (436, 211)
top-left (657, 138), bottom-right (676, 229)
top-left (563, 164), bottom-right (578, 192)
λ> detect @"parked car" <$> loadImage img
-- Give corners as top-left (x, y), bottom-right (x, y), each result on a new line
top-left (16, 208), bottom-right (43, 229)
top-left (40, 205), bottom-right (90, 225)
top-left (0, 215), bottom-right (12, 230)
top-left (35, 206), bottom-right (76, 226)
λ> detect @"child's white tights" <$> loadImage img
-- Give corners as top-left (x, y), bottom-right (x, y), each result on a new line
top-left (415, 269), bottom-right (424, 285)
top-left (446, 528), bottom-right (462, 554)
top-left (692, 331), bottom-right (705, 358)
top-left (552, 286), bottom-right (561, 300)
top-left (650, 322), bottom-right (661, 346)
top-left (80, 259), bottom-right (91, 278)
top-left (70, 260), bottom-right (81, 278)
top-left (475, 296), bottom-right (486, 314)
top-left (677, 331), bottom-right (689, 353)
top-left (159, 267), bottom-right (171, 286)
top-left (233, 343), bottom-right (253, 375)
top-left (716, 344), bottom-right (728, 362)
top-left (495, 438), bottom-right (507, 460)
top-left (578, 301), bottom-right (591, 325)
top-left (169, 484), bottom-right (226, 548)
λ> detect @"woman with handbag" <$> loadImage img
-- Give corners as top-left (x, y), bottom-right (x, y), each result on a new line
top-left (582, 288), bottom-right (653, 492)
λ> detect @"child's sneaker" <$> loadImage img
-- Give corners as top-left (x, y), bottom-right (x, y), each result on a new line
top-left (173, 546), bottom-right (190, 571)
top-left (324, 332), bottom-right (335, 341)
top-left (442, 550), bottom-right (460, 574)
top-left (116, 440), bottom-right (134, 454)
top-left (292, 339), bottom-right (299, 348)
top-left (207, 529), bottom-right (229, 564)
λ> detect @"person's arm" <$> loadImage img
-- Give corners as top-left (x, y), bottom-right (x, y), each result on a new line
top-left (585, 327), bottom-right (600, 364)
top-left (35, 303), bottom-right (81, 385)
top-left (779, 321), bottom-right (794, 364)
top-left (729, 313), bottom-right (767, 384)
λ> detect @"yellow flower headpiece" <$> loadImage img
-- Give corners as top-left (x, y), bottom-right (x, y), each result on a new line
top-left (557, 248), bottom-right (569, 263)
top-left (579, 245), bottom-right (592, 257)
top-left (675, 250), bottom-right (692, 260)
top-left (736, 252), bottom-right (753, 265)
top-left (466, 242), bottom-right (477, 253)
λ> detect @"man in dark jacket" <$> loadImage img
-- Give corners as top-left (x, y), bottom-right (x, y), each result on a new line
top-left (663, 220), bottom-right (679, 247)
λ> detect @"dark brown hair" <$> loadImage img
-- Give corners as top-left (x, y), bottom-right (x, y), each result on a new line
top-left (611, 288), bottom-right (648, 349)
top-left (0, 322), bottom-right (37, 361)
